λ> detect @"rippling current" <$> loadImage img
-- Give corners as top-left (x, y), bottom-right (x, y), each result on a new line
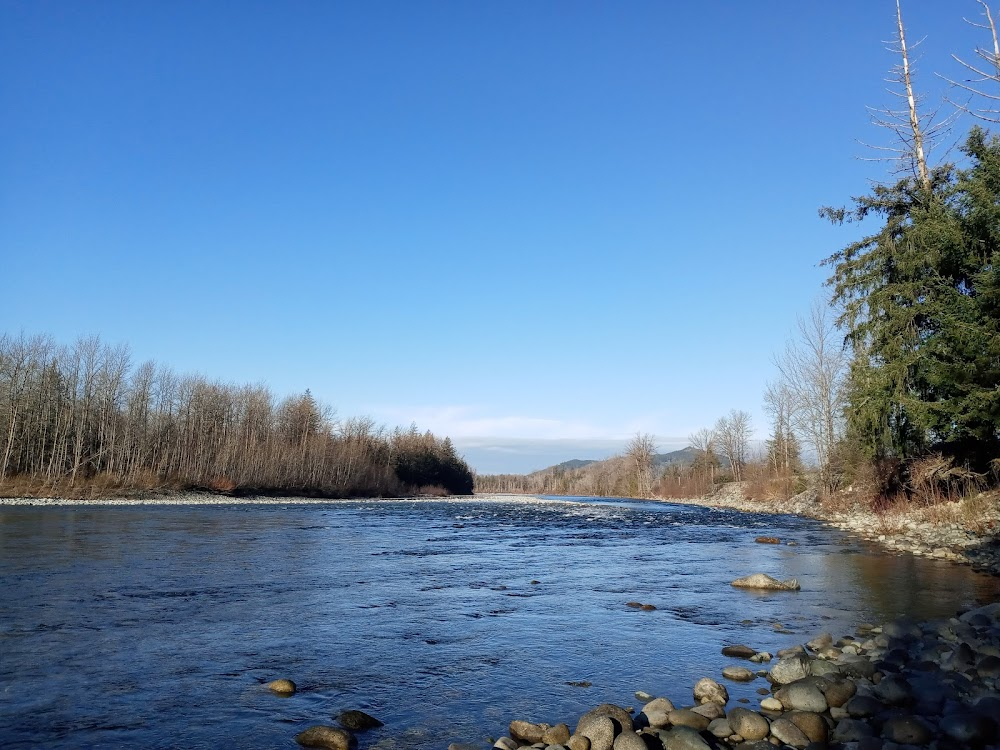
top-left (1, 496), bottom-right (998, 749)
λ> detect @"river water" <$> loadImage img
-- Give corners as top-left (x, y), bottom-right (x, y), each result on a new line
top-left (1, 496), bottom-right (998, 749)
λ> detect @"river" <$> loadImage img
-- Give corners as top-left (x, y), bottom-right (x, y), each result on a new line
top-left (1, 496), bottom-right (997, 749)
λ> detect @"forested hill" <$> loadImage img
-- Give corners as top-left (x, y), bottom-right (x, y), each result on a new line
top-left (539, 448), bottom-right (699, 477)
top-left (0, 333), bottom-right (475, 499)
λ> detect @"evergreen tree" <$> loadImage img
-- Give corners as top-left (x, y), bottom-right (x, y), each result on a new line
top-left (823, 127), bottom-right (1000, 470)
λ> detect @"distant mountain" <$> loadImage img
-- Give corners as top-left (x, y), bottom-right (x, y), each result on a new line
top-left (527, 446), bottom-right (702, 478)
top-left (651, 446), bottom-right (701, 468)
top-left (551, 458), bottom-right (597, 471)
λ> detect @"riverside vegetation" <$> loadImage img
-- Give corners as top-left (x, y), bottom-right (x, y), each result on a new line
top-left (0, 333), bottom-right (474, 499)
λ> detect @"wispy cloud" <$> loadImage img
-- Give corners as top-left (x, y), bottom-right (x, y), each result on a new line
top-left (368, 405), bottom-right (610, 440)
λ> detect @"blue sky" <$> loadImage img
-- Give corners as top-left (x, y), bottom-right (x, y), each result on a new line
top-left (1, 2), bottom-right (991, 473)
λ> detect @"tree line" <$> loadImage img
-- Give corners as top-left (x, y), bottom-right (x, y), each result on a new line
top-left (0, 333), bottom-right (474, 498)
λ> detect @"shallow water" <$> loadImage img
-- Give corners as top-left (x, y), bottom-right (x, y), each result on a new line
top-left (1, 496), bottom-right (997, 749)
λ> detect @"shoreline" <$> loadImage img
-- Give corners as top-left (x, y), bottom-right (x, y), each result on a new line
top-left (653, 483), bottom-right (1000, 578)
top-left (489, 601), bottom-right (1000, 750)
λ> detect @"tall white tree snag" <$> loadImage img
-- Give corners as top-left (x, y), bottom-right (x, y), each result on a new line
top-left (862, 0), bottom-right (952, 189)
top-left (897, 0), bottom-right (930, 190)
top-left (943, 1), bottom-right (1000, 122)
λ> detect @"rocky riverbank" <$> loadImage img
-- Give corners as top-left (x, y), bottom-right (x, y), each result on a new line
top-left (485, 602), bottom-right (1000, 750)
top-left (657, 484), bottom-right (1000, 577)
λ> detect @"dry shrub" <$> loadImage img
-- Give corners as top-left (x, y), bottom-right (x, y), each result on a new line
top-left (908, 454), bottom-right (985, 506)
top-left (819, 486), bottom-right (855, 513)
top-left (742, 461), bottom-right (805, 502)
top-left (656, 472), bottom-right (714, 499)
top-left (208, 476), bottom-right (237, 494)
top-left (417, 484), bottom-right (449, 497)
top-left (131, 470), bottom-right (165, 491)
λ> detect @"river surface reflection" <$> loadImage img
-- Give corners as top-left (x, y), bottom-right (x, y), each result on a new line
top-left (1, 496), bottom-right (997, 749)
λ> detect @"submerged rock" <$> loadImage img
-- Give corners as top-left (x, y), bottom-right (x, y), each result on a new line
top-left (730, 573), bottom-right (800, 591)
top-left (721, 666), bottom-right (755, 682)
top-left (337, 710), bottom-right (383, 731)
top-left (267, 678), bottom-right (296, 695)
top-left (296, 726), bottom-right (357, 750)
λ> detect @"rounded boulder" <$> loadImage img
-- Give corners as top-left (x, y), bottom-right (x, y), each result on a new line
top-left (726, 707), bottom-right (770, 741)
top-left (693, 676), bottom-right (728, 705)
top-left (296, 726), bottom-right (358, 750)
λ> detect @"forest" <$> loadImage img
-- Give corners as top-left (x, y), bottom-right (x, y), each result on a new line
top-left (0, 333), bottom-right (474, 499)
top-left (479, 2), bottom-right (1000, 508)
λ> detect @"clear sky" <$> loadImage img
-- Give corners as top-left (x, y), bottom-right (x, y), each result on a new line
top-left (1, 1), bottom-right (991, 473)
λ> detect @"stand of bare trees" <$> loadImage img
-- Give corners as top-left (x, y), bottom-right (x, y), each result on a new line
top-left (475, 455), bottom-right (633, 497)
top-left (0, 332), bottom-right (473, 498)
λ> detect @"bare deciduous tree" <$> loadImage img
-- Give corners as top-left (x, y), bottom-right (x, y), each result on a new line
top-left (714, 410), bottom-right (752, 483)
top-left (772, 302), bottom-right (848, 490)
top-left (625, 432), bottom-right (657, 498)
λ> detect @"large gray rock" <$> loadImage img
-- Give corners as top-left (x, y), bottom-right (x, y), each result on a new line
top-left (721, 666), bottom-right (755, 682)
top-left (567, 735), bottom-right (591, 750)
top-left (779, 681), bottom-right (828, 713)
top-left (690, 702), bottom-right (724, 721)
top-left (730, 573), bottom-right (800, 591)
top-left (693, 676), bottom-right (728, 705)
top-left (510, 721), bottom-right (549, 743)
top-left (661, 726), bottom-right (711, 750)
top-left (543, 725), bottom-right (572, 745)
top-left (769, 654), bottom-right (811, 685)
top-left (666, 709), bottom-right (709, 731)
top-left (577, 705), bottom-right (633, 734)
top-left (786, 711), bottom-right (828, 743)
top-left (806, 633), bottom-right (833, 652)
top-left (494, 738), bottom-right (517, 750)
top-left (820, 677), bottom-right (856, 708)
top-left (611, 731), bottom-right (645, 750)
top-left (638, 697), bottom-right (674, 729)
top-left (835, 654), bottom-right (876, 679)
top-left (769, 717), bottom-right (810, 749)
top-left (707, 718), bottom-right (732, 739)
top-left (576, 716), bottom-right (616, 750)
top-left (726, 707), bottom-right (769, 741)
top-left (296, 726), bottom-right (358, 750)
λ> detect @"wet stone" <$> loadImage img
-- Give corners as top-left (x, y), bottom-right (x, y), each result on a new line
top-left (769, 717), bottom-right (810, 748)
top-left (337, 711), bottom-right (383, 731)
top-left (693, 677), bottom-right (728, 705)
top-left (667, 709), bottom-right (710, 731)
top-left (722, 666), bottom-right (755, 682)
top-left (726, 707), bottom-right (770, 741)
